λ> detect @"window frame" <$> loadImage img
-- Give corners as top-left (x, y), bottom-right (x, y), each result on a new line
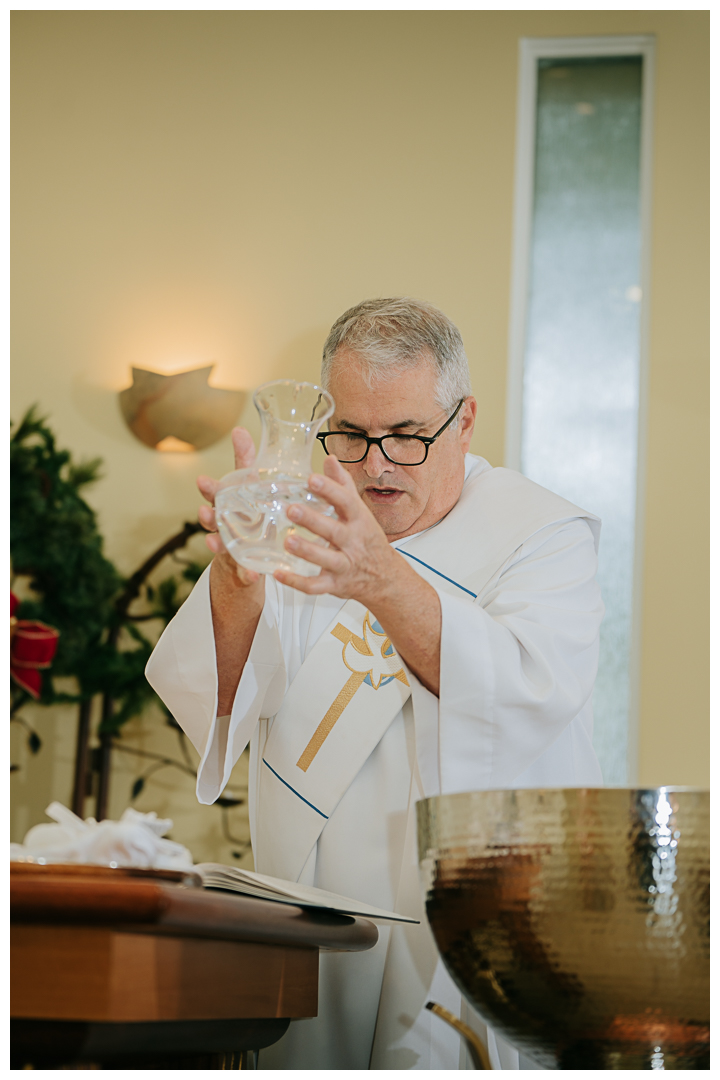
top-left (504, 34), bottom-right (656, 784)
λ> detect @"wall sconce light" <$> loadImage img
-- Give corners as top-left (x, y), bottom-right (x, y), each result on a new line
top-left (119, 366), bottom-right (245, 452)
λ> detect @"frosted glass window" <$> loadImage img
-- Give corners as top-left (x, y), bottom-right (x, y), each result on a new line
top-left (521, 57), bottom-right (643, 784)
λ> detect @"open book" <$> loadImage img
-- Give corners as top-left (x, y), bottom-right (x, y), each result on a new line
top-left (194, 863), bottom-right (419, 924)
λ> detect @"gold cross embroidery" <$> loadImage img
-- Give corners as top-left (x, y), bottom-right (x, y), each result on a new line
top-left (295, 614), bottom-right (409, 772)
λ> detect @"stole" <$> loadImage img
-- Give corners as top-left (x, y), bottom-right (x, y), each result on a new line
top-left (255, 463), bottom-right (599, 882)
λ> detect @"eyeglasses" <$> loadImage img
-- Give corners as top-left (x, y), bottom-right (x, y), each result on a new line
top-left (316, 399), bottom-right (465, 466)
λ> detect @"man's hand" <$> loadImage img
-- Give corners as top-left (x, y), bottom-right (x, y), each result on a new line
top-left (275, 456), bottom-right (400, 608)
top-left (275, 456), bottom-right (442, 695)
top-left (198, 427), bottom-right (260, 588)
top-left (198, 428), bottom-right (266, 715)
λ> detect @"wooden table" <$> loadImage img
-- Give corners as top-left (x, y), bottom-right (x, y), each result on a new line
top-left (11, 864), bottom-right (378, 1069)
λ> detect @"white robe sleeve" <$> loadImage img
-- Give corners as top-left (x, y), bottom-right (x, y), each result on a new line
top-left (417, 518), bottom-right (604, 794)
top-left (145, 564), bottom-right (287, 805)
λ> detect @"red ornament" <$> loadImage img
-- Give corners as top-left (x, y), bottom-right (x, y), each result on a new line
top-left (10, 592), bottom-right (59, 700)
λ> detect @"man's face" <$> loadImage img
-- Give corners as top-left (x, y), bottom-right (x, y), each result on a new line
top-left (326, 350), bottom-right (477, 542)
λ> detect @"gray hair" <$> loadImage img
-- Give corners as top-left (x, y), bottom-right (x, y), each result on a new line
top-left (320, 297), bottom-right (472, 414)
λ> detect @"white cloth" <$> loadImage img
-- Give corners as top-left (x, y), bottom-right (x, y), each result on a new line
top-left (10, 803), bottom-right (194, 870)
top-left (146, 454), bottom-right (604, 1069)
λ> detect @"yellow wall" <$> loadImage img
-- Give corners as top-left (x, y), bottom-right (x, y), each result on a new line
top-left (11, 11), bottom-right (708, 854)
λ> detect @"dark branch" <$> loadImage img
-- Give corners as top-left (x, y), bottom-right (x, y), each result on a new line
top-left (112, 521), bottom-right (204, 633)
top-left (110, 738), bottom-right (197, 778)
top-left (220, 804), bottom-right (252, 850)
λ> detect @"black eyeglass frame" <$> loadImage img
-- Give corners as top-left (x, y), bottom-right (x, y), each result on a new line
top-left (316, 398), bottom-right (465, 466)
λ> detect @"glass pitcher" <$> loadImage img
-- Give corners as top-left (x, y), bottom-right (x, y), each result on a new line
top-left (215, 380), bottom-right (336, 576)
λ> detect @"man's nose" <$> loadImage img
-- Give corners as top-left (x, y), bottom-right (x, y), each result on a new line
top-left (364, 443), bottom-right (393, 479)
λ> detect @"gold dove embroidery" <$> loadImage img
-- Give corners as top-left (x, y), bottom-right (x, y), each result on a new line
top-left (296, 614), bottom-right (409, 772)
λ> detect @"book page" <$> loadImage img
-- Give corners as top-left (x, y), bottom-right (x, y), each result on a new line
top-left (195, 863), bottom-right (419, 924)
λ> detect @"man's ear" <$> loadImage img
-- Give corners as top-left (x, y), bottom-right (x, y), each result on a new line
top-left (459, 397), bottom-right (477, 451)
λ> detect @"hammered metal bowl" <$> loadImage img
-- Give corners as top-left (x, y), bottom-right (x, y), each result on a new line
top-left (417, 788), bottom-right (709, 1070)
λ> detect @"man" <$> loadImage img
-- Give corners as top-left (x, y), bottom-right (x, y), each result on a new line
top-left (146, 297), bottom-right (604, 1070)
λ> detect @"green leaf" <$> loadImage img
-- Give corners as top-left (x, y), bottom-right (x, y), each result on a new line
top-left (131, 777), bottom-right (145, 800)
top-left (11, 406), bottom-right (210, 737)
top-left (28, 731), bottom-right (42, 754)
top-left (66, 458), bottom-right (104, 490)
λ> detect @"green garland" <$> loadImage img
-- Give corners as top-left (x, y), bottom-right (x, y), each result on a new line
top-left (10, 408), bottom-right (252, 853)
top-left (10, 406), bottom-right (206, 737)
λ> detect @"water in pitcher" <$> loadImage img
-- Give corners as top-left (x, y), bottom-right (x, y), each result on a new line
top-left (216, 475), bottom-right (335, 576)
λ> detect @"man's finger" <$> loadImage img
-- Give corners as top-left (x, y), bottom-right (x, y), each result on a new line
top-left (285, 534), bottom-right (346, 571)
top-left (308, 469), bottom-right (362, 520)
top-left (231, 427), bottom-right (256, 472)
top-left (323, 455), bottom-right (355, 486)
top-left (198, 430), bottom-right (255, 507)
top-left (198, 504), bottom-right (217, 532)
top-left (205, 531), bottom-right (226, 554)
top-left (273, 567), bottom-right (336, 595)
top-left (197, 475), bottom-right (221, 505)
top-left (234, 563), bottom-right (261, 587)
top-left (286, 503), bottom-right (344, 545)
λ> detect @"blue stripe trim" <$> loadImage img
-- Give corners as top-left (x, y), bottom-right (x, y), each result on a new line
top-left (262, 759), bottom-right (329, 818)
top-left (396, 548), bottom-right (478, 598)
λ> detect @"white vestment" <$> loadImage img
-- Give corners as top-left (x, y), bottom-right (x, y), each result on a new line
top-left (146, 455), bottom-right (604, 1070)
